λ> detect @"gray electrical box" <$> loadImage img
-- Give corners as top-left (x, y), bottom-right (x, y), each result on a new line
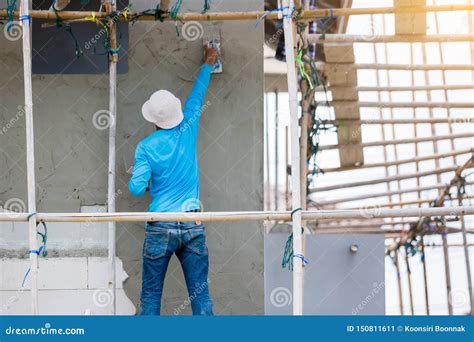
top-left (265, 233), bottom-right (385, 315)
top-left (32, 0), bottom-right (129, 74)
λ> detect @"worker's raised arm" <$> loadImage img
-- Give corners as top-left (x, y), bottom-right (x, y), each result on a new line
top-left (128, 143), bottom-right (152, 197)
top-left (182, 46), bottom-right (219, 124)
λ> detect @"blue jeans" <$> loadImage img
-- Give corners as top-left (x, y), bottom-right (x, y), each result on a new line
top-left (140, 221), bottom-right (213, 315)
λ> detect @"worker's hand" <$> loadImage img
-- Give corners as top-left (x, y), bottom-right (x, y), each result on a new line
top-left (204, 45), bottom-right (219, 66)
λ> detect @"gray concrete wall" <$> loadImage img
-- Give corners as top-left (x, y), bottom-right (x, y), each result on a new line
top-left (0, 0), bottom-right (264, 315)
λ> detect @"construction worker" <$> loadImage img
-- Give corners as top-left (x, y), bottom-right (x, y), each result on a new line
top-left (128, 46), bottom-right (219, 315)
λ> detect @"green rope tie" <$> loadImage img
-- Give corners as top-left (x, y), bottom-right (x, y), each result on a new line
top-left (202, 0), bottom-right (211, 14)
top-left (139, 4), bottom-right (166, 22)
top-left (52, 4), bottom-right (83, 58)
top-left (36, 221), bottom-right (48, 257)
top-left (281, 208), bottom-right (304, 270)
top-left (296, 49), bottom-right (314, 90)
top-left (5, 0), bottom-right (17, 32)
top-left (26, 213), bottom-right (48, 257)
top-left (170, 0), bottom-right (183, 20)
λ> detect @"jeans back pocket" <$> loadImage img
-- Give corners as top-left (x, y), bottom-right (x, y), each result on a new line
top-left (144, 229), bottom-right (170, 259)
top-left (186, 226), bottom-right (207, 256)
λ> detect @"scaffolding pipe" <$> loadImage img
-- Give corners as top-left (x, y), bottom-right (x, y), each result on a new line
top-left (285, 126), bottom-right (289, 210)
top-left (309, 34), bottom-right (474, 43)
top-left (313, 181), bottom-right (474, 205)
top-left (309, 166), bottom-right (458, 193)
top-left (423, 8), bottom-right (454, 313)
top-left (409, 40), bottom-right (429, 315)
top-left (159, 0), bottom-right (171, 12)
top-left (326, 63), bottom-right (474, 71)
top-left (329, 84), bottom-right (474, 92)
top-left (420, 236), bottom-right (430, 315)
top-left (395, 252), bottom-right (404, 315)
top-left (0, 207), bottom-right (473, 223)
top-left (404, 248), bottom-right (415, 315)
top-left (325, 101), bottom-right (474, 108)
top-left (282, 0), bottom-right (304, 316)
top-left (343, 195), bottom-right (474, 209)
top-left (104, 0), bottom-right (117, 316)
top-left (318, 132), bottom-right (474, 151)
top-left (265, 95), bottom-right (270, 211)
top-left (442, 226), bottom-right (453, 315)
top-left (20, 0), bottom-right (39, 315)
top-left (275, 91), bottom-right (279, 211)
top-left (319, 148), bottom-right (473, 173)
top-left (313, 222), bottom-right (465, 230)
top-left (3, 4), bottom-right (474, 21)
top-left (331, 118), bottom-right (474, 124)
top-left (459, 197), bottom-right (473, 315)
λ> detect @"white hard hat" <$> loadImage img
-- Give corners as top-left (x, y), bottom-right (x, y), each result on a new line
top-left (141, 90), bottom-right (184, 129)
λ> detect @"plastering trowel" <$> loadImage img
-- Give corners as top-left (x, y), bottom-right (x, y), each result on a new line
top-left (203, 29), bottom-right (223, 74)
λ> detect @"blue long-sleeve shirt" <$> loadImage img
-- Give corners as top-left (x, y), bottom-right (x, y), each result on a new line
top-left (128, 64), bottom-right (212, 212)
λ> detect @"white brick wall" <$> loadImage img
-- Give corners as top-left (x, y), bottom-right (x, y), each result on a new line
top-left (0, 257), bottom-right (136, 315)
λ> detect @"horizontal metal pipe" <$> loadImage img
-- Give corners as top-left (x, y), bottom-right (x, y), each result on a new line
top-left (309, 34), bottom-right (474, 43)
top-left (314, 219), bottom-right (463, 229)
top-left (310, 166), bottom-right (459, 193)
top-left (315, 221), bottom-right (418, 229)
top-left (2, 4), bottom-right (474, 21)
top-left (313, 182), bottom-right (473, 205)
top-left (318, 148), bottom-right (473, 173)
top-left (0, 207), bottom-right (473, 223)
top-left (319, 132), bottom-right (474, 151)
top-left (325, 101), bottom-right (474, 108)
top-left (315, 226), bottom-right (467, 235)
top-left (342, 195), bottom-right (474, 210)
top-left (326, 63), bottom-right (474, 71)
top-left (338, 118), bottom-right (474, 124)
top-left (351, 84), bottom-right (474, 92)
top-left (424, 243), bottom-right (474, 248)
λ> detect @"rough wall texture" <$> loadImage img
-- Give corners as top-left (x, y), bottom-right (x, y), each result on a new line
top-left (0, 0), bottom-right (264, 315)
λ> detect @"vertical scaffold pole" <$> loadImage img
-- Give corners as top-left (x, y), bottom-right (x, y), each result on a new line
top-left (103, 0), bottom-right (118, 315)
top-left (282, 0), bottom-right (304, 315)
top-left (20, 0), bottom-right (39, 314)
